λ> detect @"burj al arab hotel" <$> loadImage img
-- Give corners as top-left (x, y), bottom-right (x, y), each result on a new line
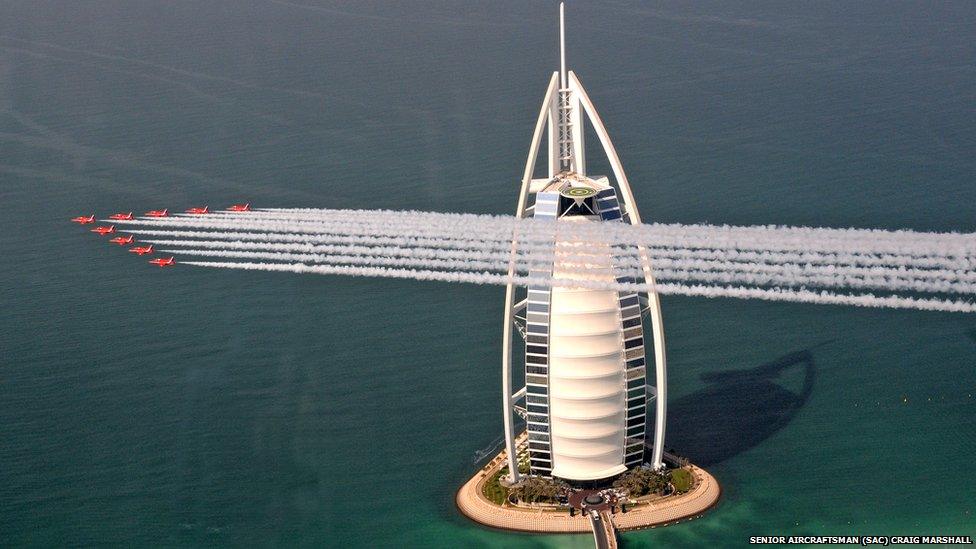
top-left (500, 4), bottom-right (668, 484)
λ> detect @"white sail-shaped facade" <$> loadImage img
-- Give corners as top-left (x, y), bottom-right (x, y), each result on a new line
top-left (548, 221), bottom-right (629, 480)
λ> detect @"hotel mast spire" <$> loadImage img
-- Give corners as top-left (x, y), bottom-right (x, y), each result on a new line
top-left (559, 2), bottom-right (567, 89)
top-left (557, 2), bottom-right (575, 173)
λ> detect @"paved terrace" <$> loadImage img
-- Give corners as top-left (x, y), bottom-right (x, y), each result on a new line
top-left (456, 440), bottom-right (722, 536)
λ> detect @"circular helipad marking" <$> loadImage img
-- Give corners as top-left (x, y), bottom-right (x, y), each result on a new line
top-left (561, 187), bottom-right (597, 198)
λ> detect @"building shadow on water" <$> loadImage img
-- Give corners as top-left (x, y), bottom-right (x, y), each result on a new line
top-left (665, 349), bottom-right (818, 467)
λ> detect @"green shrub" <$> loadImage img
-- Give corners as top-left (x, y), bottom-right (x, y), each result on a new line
top-left (613, 467), bottom-right (669, 497)
top-left (483, 468), bottom-right (509, 505)
top-left (511, 476), bottom-right (567, 504)
top-left (671, 468), bottom-right (693, 493)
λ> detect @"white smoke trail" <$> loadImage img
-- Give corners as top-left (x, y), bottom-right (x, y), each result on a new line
top-left (147, 238), bottom-right (976, 286)
top-left (164, 248), bottom-right (976, 295)
top-left (181, 260), bottom-right (976, 313)
top-left (115, 211), bottom-right (976, 257)
top-left (154, 240), bottom-right (976, 286)
top-left (123, 217), bottom-right (976, 264)
top-left (105, 207), bottom-right (976, 312)
top-left (126, 227), bottom-right (976, 271)
top-left (213, 207), bottom-right (976, 252)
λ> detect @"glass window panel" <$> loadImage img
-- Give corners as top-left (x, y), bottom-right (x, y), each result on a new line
top-left (526, 374), bottom-right (547, 385)
top-left (622, 317), bottom-right (641, 329)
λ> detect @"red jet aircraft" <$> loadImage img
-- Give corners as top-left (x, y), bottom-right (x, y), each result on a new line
top-left (186, 206), bottom-right (209, 214)
top-left (145, 209), bottom-right (168, 217)
top-left (71, 214), bottom-right (95, 224)
top-left (109, 212), bottom-right (134, 220)
top-left (129, 244), bottom-right (154, 256)
top-left (148, 257), bottom-right (175, 267)
top-left (227, 203), bottom-right (250, 212)
top-left (91, 225), bottom-right (116, 235)
top-left (109, 235), bottom-right (134, 245)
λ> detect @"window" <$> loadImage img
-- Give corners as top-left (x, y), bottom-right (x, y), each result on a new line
top-left (625, 338), bottom-right (643, 350)
top-left (528, 432), bottom-right (550, 443)
top-left (526, 374), bottom-right (547, 385)
top-left (527, 404), bottom-right (547, 414)
top-left (526, 335), bottom-right (548, 345)
top-left (526, 355), bottom-right (547, 365)
top-left (627, 386), bottom-right (645, 400)
top-left (527, 324), bottom-right (547, 334)
top-left (627, 425), bottom-right (645, 437)
top-left (627, 367), bottom-right (646, 380)
top-left (619, 295), bottom-right (639, 308)
top-left (527, 385), bottom-right (547, 395)
top-left (622, 317), bottom-right (641, 329)
top-left (627, 378), bottom-right (645, 390)
top-left (526, 366), bottom-right (547, 375)
top-left (526, 395), bottom-right (547, 404)
top-left (626, 357), bottom-right (645, 368)
top-left (624, 327), bottom-right (642, 340)
top-left (625, 348), bottom-right (644, 360)
top-left (526, 313), bottom-right (548, 324)
top-left (628, 405), bottom-right (646, 417)
top-left (526, 345), bottom-right (547, 355)
top-left (627, 415), bottom-right (646, 428)
top-left (528, 423), bottom-right (549, 433)
top-left (620, 305), bottom-right (640, 319)
top-left (527, 303), bottom-right (549, 313)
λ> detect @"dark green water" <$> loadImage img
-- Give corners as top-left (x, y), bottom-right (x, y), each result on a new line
top-left (2, 1), bottom-right (974, 547)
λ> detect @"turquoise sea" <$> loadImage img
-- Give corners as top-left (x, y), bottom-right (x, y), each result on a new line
top-left (2, 1), bottom-right (974, 547)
